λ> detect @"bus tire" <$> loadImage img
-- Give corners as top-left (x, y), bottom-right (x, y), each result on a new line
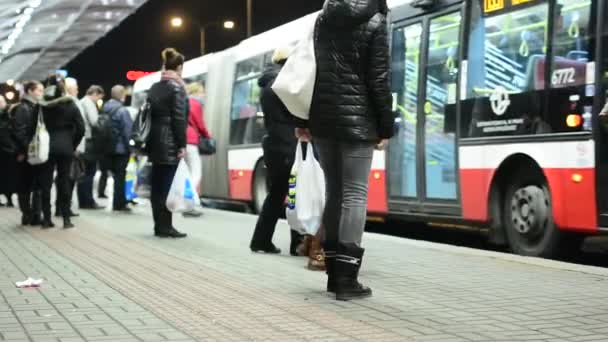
top-left (252, 160), bottom-right (269, 214)
top-left (502, 171), bottom-right (563, 258)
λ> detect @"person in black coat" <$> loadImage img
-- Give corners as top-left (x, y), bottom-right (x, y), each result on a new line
top-left (13, 81), bottom-right (45, 226)
top-left (147, 48), bottom-right (188, 238)
top-left (0, 94), bottom-right (17, 207)
top-left (39, 75), bottom-right (85, 229)
top-left (249, 48), bottom-right (305, 255)
top-left (295, 0), bottom-right (395, 301)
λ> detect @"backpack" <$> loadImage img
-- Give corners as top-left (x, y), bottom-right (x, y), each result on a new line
top-left (93, 105), bottom-right (121, 155)
top-left (131, 99), bottom-right (152, 150)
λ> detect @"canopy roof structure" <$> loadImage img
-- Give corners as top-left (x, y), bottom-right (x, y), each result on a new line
top-left (0, 0), bottom-right (148, 82)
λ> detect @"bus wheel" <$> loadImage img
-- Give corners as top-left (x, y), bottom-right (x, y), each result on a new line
top-left (252, 161), bottom-right (269, 214)
top-left (503, 174), bottom-right (562, 258)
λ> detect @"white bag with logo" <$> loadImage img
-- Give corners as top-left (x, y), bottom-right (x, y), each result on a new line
top-left (286, 142), bottom-right (325, 236)
top-left (166, 159), bottom-right (200, 213)
top-left (28, 109), bottom-right (50, 165)
top-left (271, 15), bottom-right (318, 120)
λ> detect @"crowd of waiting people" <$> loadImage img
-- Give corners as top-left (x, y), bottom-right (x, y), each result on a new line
top-left (0, 0), bottom-right (392, 301)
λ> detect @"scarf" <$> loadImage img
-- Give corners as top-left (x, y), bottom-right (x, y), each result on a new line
top-left (161, 70), bottom-right (185, 88)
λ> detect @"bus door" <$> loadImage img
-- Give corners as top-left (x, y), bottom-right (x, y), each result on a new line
top-left (388, 5), bottom-right (463, 216)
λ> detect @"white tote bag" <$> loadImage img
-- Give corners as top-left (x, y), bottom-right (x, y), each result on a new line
top-left (286, 142), bottom-right (326, 236)
top-left (272, 15), bottom-right (318, 120)
top-left (28, 109), bottom-right (50, 165)
top-left (166, 159), bottom-right (201, 213)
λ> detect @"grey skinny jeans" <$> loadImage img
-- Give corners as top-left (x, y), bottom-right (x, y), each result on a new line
top-left (315, 138), bottom-right (375, 247)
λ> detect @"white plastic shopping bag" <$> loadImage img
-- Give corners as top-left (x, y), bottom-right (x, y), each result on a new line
top-left (272, 14), bottom-right (317, 120)
top-left (286, 142), bottom-right (325, 236)
top-left (28, 109), bottom-right (49, 165)
top-left (166, 160), bottom-right (200, 213)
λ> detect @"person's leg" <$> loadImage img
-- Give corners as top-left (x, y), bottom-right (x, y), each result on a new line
top-left (249, 152), bottom-right (291, 253)
top-left (156, 164), bottom-right (185, 238)
top-left (334, 141), bottom-right (375, 301)
top-left (38, 159), bottom-right (55, 228)
top-left (314, 138), bottom-right (342, 291)
top-left (16, 161), bottom-right (33, 225)
top-left (112, 155), bottom-right (129, 211)
top-left (78, 158), bottom-right (98, 208)
top-left (55, 157), bottom-right (74, 228)
top-left (150, 163), bottom-right (162, 232)
top-left (98, 158), bottom-right (109, 198)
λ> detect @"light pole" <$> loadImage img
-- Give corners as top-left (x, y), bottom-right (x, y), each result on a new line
top-left (246, 0), bottom-right (252, 37)
top-left (170, 17), bottom-right (235, 56)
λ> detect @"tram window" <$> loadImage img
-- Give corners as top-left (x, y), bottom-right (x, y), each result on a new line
top-left (462, 2), bottom-right (550, 137)
top-left (229, 76), bottom-right (264, 146)
top-left (236, 56), bottom-right (263, 80)
top-left (545, 0), bottom-right (594, 134)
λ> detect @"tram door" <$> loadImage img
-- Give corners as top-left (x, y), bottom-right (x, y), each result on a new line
top-left (387, 7), bottom-right (462, 215)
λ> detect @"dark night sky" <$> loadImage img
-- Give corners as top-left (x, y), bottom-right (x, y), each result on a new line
top-left (65, 0), bottom-right (324, 96)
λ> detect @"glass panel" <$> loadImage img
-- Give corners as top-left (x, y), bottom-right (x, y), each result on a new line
top-left (546, 0), bottom-right (594, 133)
top-left (462, 2), bottom-right (550, 137)
top-left (389, 24), bottom-right (422, 198)
top-left (424, 12), bottom-right (461, 200)
top-left (229, 76), bottom-right (265, 145)
top-left (236, 56), bottom-right (263, 80)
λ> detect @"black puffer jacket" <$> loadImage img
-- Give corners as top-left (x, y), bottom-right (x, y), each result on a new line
top-left (147, 80), bottom-right (188, 165)
top-left (259, 64), bottom-right (298, 157)
top-left (308, 0), bottom-right (394, 142)
top-left (12, 96), bottom-right (39, 155)
top-left (0, 108), bottom-right (16, 155)
top-left (42, 97), bottom-right (85, 157)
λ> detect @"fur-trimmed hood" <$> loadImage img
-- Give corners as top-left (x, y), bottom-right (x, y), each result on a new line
top-left (41, 96), bottom-right (76, 108)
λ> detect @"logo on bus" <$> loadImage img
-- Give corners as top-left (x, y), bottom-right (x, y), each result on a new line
top-left (490, 86), bottom-right (511, 116)
top-left (551, 68), bottom-right (576, 87)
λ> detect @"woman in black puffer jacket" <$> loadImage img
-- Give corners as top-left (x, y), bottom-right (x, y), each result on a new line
top-left (296, 0), bottom-right (394, 301)
top-left (40, 75), bottom-right (85, 229)
top-left (147, 48), bottom-right (188, 238)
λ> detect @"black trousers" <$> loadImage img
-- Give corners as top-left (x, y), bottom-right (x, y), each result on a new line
top-left (250, 151), bottom-right (294, 248)
top-left (151, 163), bottom-right (178, 232)
top-left (40, 155), bottom-right (72, 221)
top-left (16, 161), bottom-right (42, 219)
top-left (77, 157), bottom-right (98, 207)
top-left (98, 157), bottom-right (110, 197)
top-left (109, 154), bottom-right (129, 210)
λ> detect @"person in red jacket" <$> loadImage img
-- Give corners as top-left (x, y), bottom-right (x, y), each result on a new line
top-left (184, 82), bottom-right (211, 217)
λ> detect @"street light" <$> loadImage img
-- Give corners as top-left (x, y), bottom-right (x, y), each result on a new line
top-left (170, 16), bottom-right (183, 28)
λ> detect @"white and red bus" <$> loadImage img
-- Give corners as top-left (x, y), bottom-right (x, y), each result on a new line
top-left (133, 0), bottom-right (608, 258)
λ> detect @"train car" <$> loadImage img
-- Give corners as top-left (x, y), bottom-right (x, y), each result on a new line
top-left (133, 0), bottom-right (608, 258)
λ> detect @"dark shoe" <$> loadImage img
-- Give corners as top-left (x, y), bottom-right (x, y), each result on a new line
top-left (155, 227), bottom-right (187, 238)
top-left (290, 230), bottom-right (304, 256)
top-left (80, 203), bottom-right (103, 210)
top-left (98, 194), bottom-right (108, 199)
top-left (250, 243), bottom-right (281, 254)
top-left (307, 236), bottom-right (326, 271)
top-left (63, 217), bottom-right (74, 229)
top-left (334, 243), bottom-right (372, 301)
top-left (113, 207), bottom-right (132, 213)
top-left (30, 216), bottom-right (42, 226)
top-left (41, 220), bottom-right (55, 229)
top-left (6, 200), bottom-right (14, 208)
top-left (21, 215), bottom-right (30, 226)
top-left (182, 210), bottom-right (202, 218)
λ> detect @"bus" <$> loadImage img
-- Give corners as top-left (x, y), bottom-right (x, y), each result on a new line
top-left (133, 0), bottom-right (607, 258)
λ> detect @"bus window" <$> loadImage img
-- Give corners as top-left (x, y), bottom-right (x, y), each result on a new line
top-left (230, 57), bottom-right (265, 145)
top-left (546, 0), bottom-right (594, 133)
top-left (462, 1), bottom-right (550, 137)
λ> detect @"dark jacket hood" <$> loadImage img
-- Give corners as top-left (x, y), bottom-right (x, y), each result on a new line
top-left (258, 64), bottom-right (281, 88)
top-left (322, 0), bottom-right (380, 27)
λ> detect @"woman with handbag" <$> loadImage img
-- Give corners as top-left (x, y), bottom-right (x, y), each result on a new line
top-left (39, 75), bottom-right (85, 229)
top-left (146, 48), bottom-right (188, 238)
top-left (183, 82), bottom-right (212, 218)
top-left (0, 94), bottom-right (17, 208)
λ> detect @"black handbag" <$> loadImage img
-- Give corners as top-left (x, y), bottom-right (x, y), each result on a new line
top-left (70, 157), bottom-right (86, 182)
top-left (198, 137), bottom-right (216, 155)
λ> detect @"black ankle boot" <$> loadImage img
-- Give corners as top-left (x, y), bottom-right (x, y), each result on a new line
top-left (323, 242), bottom-right (337, 293)
top-left (334, 243), bottom-right (372, 301)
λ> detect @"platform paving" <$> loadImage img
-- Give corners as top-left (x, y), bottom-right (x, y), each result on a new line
top-left (1, 205), bottom-right (608, 342)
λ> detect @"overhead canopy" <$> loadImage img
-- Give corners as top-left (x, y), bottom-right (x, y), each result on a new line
top-left (0, 0), bottom-right (148, 82)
